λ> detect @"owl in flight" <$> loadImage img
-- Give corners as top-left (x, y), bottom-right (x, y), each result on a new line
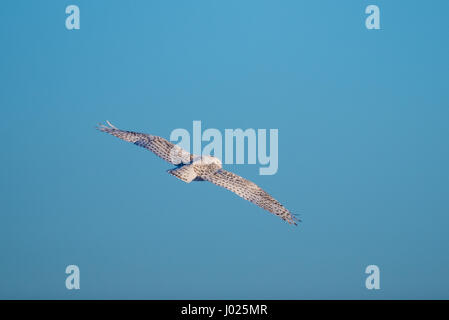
top-left (97, 121), bottom-right (299, 226)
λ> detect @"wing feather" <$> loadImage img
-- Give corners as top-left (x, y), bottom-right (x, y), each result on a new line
top-left (203, 169), bottom-right (299, 225)
top-left (97, 121), bottom-right (191, 165)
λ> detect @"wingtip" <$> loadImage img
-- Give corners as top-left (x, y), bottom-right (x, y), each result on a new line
top-left (96, 120), bottom-right (118, 132)
top-left (106, 120), bottom-right (118, 129)
top-left (290, 213), bottom-right (301, 226)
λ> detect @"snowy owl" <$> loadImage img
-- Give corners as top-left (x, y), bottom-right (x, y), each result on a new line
top-left (97, 121), bottom-right (299, 226)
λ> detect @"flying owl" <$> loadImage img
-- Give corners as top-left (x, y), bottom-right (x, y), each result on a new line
top-left (97, 121), bottom-right (299, 226)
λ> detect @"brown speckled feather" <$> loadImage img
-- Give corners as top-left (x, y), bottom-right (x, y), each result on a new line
top-left (97, 121), bottom-right (191, 165)
top-left (203, 169), bottom-right (299, 225)
top-left (98, 121), bottom-right (299, 226)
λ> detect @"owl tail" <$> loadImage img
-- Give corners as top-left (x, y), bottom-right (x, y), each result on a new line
top-left (167, 165), bottom-right (198, 183)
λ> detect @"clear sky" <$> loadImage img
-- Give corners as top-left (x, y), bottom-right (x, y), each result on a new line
top-left (1, 0), bottom-right (448, 299)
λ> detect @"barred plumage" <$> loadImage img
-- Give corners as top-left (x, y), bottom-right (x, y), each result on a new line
top-left (203, 169), bottom-right (299, 225)
top-left (97, 121), bottom-right (299, 226)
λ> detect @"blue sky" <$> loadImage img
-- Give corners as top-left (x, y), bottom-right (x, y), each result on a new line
top-left (1, 0), bottom-right (448, 299)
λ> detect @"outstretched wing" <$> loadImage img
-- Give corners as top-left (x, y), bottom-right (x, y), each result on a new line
top-left (97, 121), bottom-right (191, 165)
top-left (203, 169), bottom-right (299, 225)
